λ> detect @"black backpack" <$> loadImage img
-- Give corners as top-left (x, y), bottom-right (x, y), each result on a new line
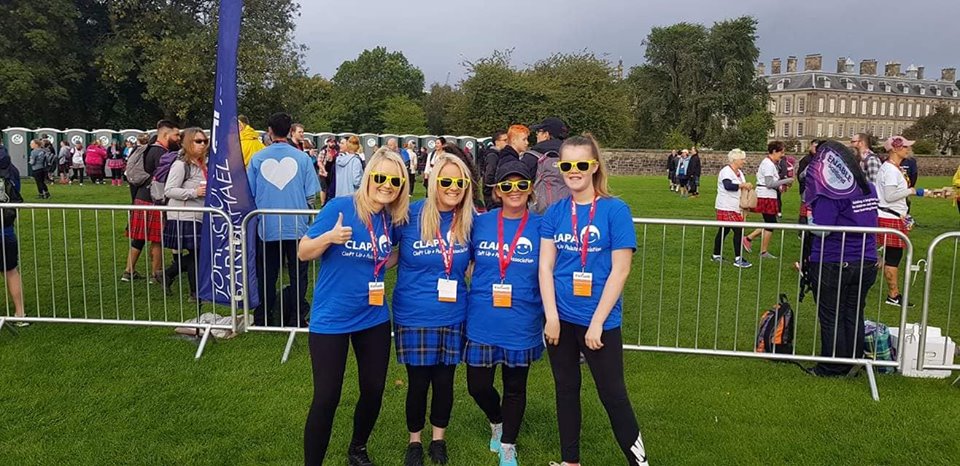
top-left (755, 294), bottom-right (795, 354)
top-left (0, 168), bottom-right (23, 227)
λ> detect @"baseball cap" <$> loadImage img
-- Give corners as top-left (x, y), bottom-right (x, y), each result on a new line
top-left (495, 160), bottom-right (533, 183)
top-left (883, 136), bottom-right (915, 151)
top-left (529, 117), bottom-right (569, 139)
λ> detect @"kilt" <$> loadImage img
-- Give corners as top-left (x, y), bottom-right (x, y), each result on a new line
top-left (86, 163), bottom-right (105, 178)
top-left (163, 220), bottom-right (201, 251)
top-left (716, 210), bottom-right (744, 222)
top-left (753, 197), bottom-right (779, 215)
top-left (462, 340), bottom-right (544, 368)
top-left (877, 217), bottom-right (908, 249)
top-left (798, 202), bottom-right (811, 218)
top-left (128, 199), bottom-right (163, 243)
top-left (106, 159), bottom-right (126, 170)
top-left (395, 322), bottom-right (465, 366)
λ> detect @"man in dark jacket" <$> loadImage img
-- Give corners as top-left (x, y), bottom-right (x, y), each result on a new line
top-left (481, 130), bottom-right (508, 209)
top-left (687, 148), bottom-right (702, 197)
top-left (528, 116), bottom-right (568, 157)
top-left (667, 150), bottom-right (678, 191)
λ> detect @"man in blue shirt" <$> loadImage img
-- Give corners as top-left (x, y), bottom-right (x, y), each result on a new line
top-left (247, 112), bottom-right (321, 327)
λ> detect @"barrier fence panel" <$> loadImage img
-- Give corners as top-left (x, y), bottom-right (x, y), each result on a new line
top-left (919, 232), bottom-right (960, 379)
top-left (0, 203), bottom-right (238, 359)
top-left (625, 218), bottom-right (913, 400)
top-left (240, 209), bottom-right (318, 363)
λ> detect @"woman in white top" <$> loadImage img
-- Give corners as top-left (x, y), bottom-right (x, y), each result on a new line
top-left (875, 136), bottom-right (917, 307)
top-left (744, 141), bottom-right (792, 259)
top-left (712, 149), bottom-right (754, 268)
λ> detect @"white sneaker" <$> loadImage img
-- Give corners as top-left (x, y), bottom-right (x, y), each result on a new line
top-left (711, 254), bottom-right (722, 263)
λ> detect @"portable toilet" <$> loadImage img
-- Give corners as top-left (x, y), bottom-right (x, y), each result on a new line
top-left (33, 128), bottom-right (62, 147)
top-left (380, 134), bottom-right (400, 151)
top-left (63, 128), bottom-right (90, 148)
top-left (458, 136), bottom-right (478, 161)
top-left (1, 127), bottom-right (31, 175)
top-left (420, 135), bottom-right (439, 153)
top-left (440, 135), bottom-right (459, 150)
top-left (119, 129), bottom-right (146, 145)
top-left (92, 129), bottom-right (119, 148)
top-left (359, 133), bottom-right (379, 157)
top-left (303, 132), bottom-right (319, 149)
top-left (401, 134), bottom-right (419, 151)
top-left (317, 132), bottom-right (336, 146)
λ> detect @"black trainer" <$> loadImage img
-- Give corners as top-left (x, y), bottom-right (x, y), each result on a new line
top-left (347, 444), bottom-right (374, 466)
top-left (404, 442), bottom-right (424, 466)
top-left (428, 440), bottom-right (448, 465)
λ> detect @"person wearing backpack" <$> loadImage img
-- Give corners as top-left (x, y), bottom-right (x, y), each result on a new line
top-left (28, 139), bottom-right (51, 199)
top-left (524, 118), bottom-right (570, 214)
top-left (122, 120), bottom-right (181, 284)
top-left (0, 151), bottom-right (27, 327)
top-left (803, 140), bottom-right (879, 378)
top-left (57, 141), bottom-right (72, 185)
top-left (480, 130), bottom-right (508, 209)
top-left (161, 128), bottom-right (208, 300)
top-left (70, 142), bottom-right (85, 185)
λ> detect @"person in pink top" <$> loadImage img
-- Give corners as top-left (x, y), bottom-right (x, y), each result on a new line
top-left (84, 141), bottom-right (108, 185)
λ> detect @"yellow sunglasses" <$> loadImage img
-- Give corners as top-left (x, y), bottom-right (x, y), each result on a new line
top-left (558, 160), bottom-right (599, 173)
top-left (370, 172), bottom-right (405, 188)
top-left (496, 180), bottom-right (532, 193)
top-left (436, 177), bottom-right (468, 189)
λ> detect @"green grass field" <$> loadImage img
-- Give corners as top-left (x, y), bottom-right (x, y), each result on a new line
top-left (2, 175), bottom-right (959, 465)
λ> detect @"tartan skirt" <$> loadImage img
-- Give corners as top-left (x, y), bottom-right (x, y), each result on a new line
top-left (798, 202), bottom-right (811, 218)
top-left (162, 220), bottom-right (201, 251)
top-left (877, 217), bottom-right (908, 249)
top-left (716, 210), bottom-right (744, 222)
top-left (128, 199), bottom-right (163, 243)
top-left (462, 339), bottom-right (544, 368)
top-left (753, 197), bottom-right (779, 215)
top-left (395, 322), bottom-right (465, 366)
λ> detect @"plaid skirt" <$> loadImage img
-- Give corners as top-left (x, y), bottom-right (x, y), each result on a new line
top-left (395, 322), bottom-right (465, 366)
top-left (877, 217), bottom-right (908, 249)
top-left (462, 340), bottom-right (544, 368)
top-left (163, 220), bottom-right (201, 251)
top-left (798, 202), bottom-right (811, 218)
top-left (716, 210), bottom-right (744, 222)
top-left (753, 197), bottom-right (779, 215)
top-left (128, 199), bottom-right (163, 243)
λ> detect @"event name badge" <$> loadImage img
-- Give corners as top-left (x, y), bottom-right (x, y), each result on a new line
top-left (573, 272), bottom-right (593, 297)
top-left (438, 278), bottom-right (458, 303)
top-left (492, 283), bottom-right (513, 308)
top-left (368, 281), bottom-right (385, 306)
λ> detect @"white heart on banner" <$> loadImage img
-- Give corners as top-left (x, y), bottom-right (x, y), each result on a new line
top-left (261, 157), bottom-right (298, 190)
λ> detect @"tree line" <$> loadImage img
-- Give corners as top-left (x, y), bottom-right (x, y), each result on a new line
top-left (2, 3), bottom-right (773, 150)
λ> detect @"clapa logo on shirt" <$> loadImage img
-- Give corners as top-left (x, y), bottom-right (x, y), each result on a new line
top-left (554, 225), bottom-right (603, 253)
top-left (476, 236), bottom-right (534, 256)
top-left (378, 234), bottom-right (392, 255)
top-left (581, 225), bottom-right (601, 244)
top-left (515, 237), bottom-right (534, 256)
top-left (412, 230), bottom-right (468, 257)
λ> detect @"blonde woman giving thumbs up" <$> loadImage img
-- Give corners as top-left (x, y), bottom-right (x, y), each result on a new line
top-left (299, 149), bottom-right (410, 466)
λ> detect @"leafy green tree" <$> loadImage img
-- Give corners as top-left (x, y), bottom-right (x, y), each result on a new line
top-left (423, 83), bottom-right (458, 135)
top-left (381, 95), bottom-right (428, 134)
top-left (0, 0), bottom-right (86, 128)
top-left (904, 105), bottom-right (960, 154)
top-left (626, 16), bottom-right (769, 148)
top-left (327, 47), bottom-right (425, 133)
top-left (446, 50), bottom-right (540, 137)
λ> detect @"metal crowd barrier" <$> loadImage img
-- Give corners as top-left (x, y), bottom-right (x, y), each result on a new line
top-left (625, 218), bottom-right (914, 401)
top-left (919, 232), bottom-right (960, 381)
top-left (0, 203), bottom-right (237, 359)
top-left (240, 209), bottom-right (318, 363)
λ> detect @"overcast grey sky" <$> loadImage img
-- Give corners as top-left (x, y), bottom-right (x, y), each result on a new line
top-left (294, 0), bottom-right (959, 85)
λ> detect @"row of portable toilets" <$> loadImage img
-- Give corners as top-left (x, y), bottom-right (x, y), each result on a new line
top-left (1, 127), bottom-right (487, 176)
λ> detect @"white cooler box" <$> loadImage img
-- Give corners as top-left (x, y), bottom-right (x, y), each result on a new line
top-left (889, 324), bottom-right (956, 379)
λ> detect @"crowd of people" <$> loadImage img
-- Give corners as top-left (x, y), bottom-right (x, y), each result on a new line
top-left (1, 110), bottom-right (956, 466)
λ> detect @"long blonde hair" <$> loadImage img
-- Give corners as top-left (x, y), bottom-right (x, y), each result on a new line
top-left (354, 149), bottom-right (410, 227)
top-left (559, 133), bottom-right (611, 198)
top-left (421, 155), bottom-right (474, 245)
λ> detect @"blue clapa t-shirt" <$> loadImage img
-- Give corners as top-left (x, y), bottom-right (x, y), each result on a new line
top-left (392, 200), bottom-right (472, 327)
top-left (467, 209), bottom-right (544, 351)
top-left (306, 196), bottom-right (394, 334)
top-left (540, 196), bottom-right (636, 330)
top-left (247, 143), bottom-right (321, 242)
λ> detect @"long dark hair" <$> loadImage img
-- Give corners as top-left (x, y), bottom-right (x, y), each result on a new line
top-left (818, 140), bottom-right (871, 195)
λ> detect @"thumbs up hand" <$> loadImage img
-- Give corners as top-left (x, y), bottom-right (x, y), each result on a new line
top-left (327, 212), bottom-right (352, 245)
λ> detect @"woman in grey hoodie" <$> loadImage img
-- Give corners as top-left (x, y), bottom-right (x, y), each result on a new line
top-left (335, 135), bottom-right (364, 198)
top-left (161, 127), bottom-right (209, 299)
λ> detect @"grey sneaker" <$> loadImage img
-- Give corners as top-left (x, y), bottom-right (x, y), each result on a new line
top-left (733, 258), bottom-right (753, 269)
top-left (760, 252), bottom-right (778, 260)
top-left (120, 271), bottom-right (142, 282)
top-left (711, 254), bottom-right (723, 263)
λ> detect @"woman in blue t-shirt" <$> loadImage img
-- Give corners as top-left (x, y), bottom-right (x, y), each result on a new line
top-left (539, 135), bottom-right (648, 466)
top-left (393, 154), bottom-right (474, 466)
top-left (464, 160), bottom-right (543, 466)
top-left (299, 149), bottom-right (410, 466)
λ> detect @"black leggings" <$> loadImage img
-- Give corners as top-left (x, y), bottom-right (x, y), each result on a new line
top-left (466, 364), bottom-right (530, 444)
top-left (71, 167), bottom-right (85, 183)
top-left (713, 226), bottom-right (744, 258)
top-left (164, 249), bottom-right (196, 293)
top-left (548, 321), bottom-right (646, 466)
top-left (761, 213), bottom-right (778, 232)
top-left (33, 169), bottom-right (49, 195)
top-left (405, 364), bottom-right (457, 432)
top-left (304, 322), bottom-right (391, 465)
